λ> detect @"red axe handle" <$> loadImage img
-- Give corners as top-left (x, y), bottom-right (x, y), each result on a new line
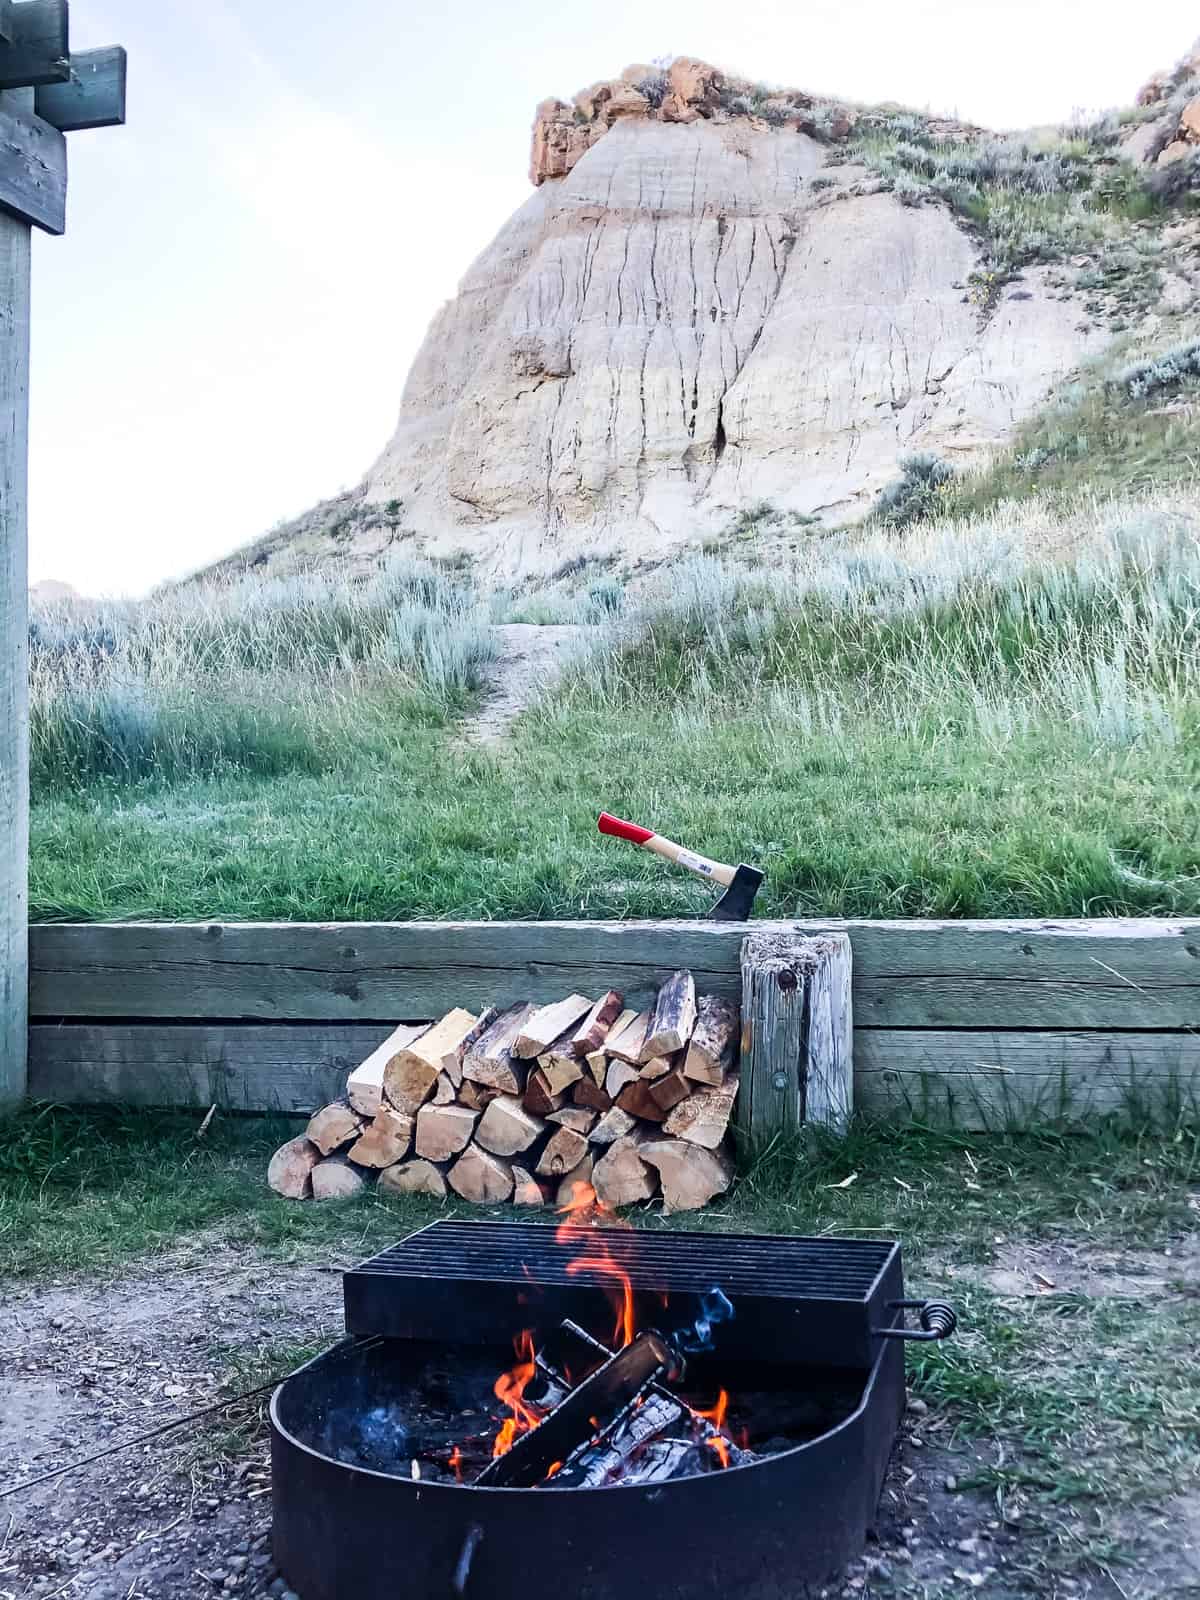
top-left (598, 812), bottom-right (737, 888)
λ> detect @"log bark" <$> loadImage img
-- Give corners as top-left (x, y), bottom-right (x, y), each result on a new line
top-left (593, 1133), bottom-right (658, 1208)
top-left (267, 1136), bottom-right (321, 1199)
top-left (514, 994), bottom-right (594, 1059)
top-left (305, 1099), bottom-right (366, 1156)
top-left (557, 1154), bottom-right (594, 1205)
top-left (683, 996), bottom-right (739, 1085)
top-left (739, 932), bottom-right (853, 1138)
top-left (523, 1067), bottom-right (565, 1118)
top-left (663, 1074), bottom-right (739, 1149)
top-left (378, 1158), bottom-right (447, 1199)
top-left (641, 1140), bottom-right (735, 1213)
top-left (536, 1125), bottom-right (590, 1178)
top-left (606, 1009), bottom-right (650, 1064)
top-left (648, 1066), bottom-right (692, 1113)
top-left (448, 1144), bottom-right (514, 1204)
top-left (452, 1005), bottom-right (501, 1088)
top-left (573, 1076), bottom-right (612, 1112)
top-left (641, 971), bottom-right (697, 1061)
top-left (463, 1002), bottom-right (536, 1095)
top-left (348, 1106), bottom-right (414, 1168)
top-left (311, 1155), bottom-right (367, 1201)
top-left (615, 1080), bottom-right (669, 1123)
top-left (345, 1023), bottom-right (429, 1117)
top-left (572, 990), bottom-right (625, 1056)
top-left (415, 1103), bottom-right (480, 1162)
top-left (512, 1164), bottom-right (546, 1206)
top-left (475, 1094), bottom-right (545, 1157)
top-left (605, 1059), bottom-right (641, 1099)
top-left (589, 1106), bottom-right (636, 1145)
top-left (548, 1106), bottom-right (597, 1136)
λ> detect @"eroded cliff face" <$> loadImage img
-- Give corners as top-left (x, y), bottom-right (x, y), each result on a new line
top-left (362, 62), bottom-right (1104, 572)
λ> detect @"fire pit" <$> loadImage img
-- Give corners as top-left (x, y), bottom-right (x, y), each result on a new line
top-left (270, 1205), bottom-right (955, 1599)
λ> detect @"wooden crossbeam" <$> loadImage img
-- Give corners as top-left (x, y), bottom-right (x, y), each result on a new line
top-left (36, 45), bottom-right (125, 130)
top-left (0, 88), bottom-right (66, 233)
top-left (0, 0), bottom-right (69, 90)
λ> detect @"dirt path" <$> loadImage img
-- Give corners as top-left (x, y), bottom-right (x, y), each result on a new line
top-left (463, 624), bottom-right (588, 745)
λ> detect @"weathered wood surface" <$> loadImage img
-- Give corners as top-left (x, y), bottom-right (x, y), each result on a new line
top-left (739, 934), bottom-right (853, 1139)
top-left (35, 45), bottom-right (126, 130)
top-left (0, 1), bottom-right (69, 89)
top-left (856, 1030), bottom-right (1200, 1129)
top-left (0, 5), bottom-right (14, 46)
top-left (0, 89), bottom-right (66, 232)
top-left (0, 210), bottom-right (29, 1112)
top-left (30, 919), bottom-right (1200, 1029)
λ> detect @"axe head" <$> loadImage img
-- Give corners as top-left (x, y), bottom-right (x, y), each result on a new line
top-left (711, 864), bottom-right (765, 921)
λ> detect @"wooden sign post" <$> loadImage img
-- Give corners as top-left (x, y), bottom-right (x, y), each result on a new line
top-left (0, 4), bottom-right (126, 1111)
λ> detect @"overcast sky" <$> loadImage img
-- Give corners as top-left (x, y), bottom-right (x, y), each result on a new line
top-left (27, 0), bottom-right (1198, 595)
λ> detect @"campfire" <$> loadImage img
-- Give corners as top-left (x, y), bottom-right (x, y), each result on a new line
top-left (267, 971), bottom-right (741, 1213)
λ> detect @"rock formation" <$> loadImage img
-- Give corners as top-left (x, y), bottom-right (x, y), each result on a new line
top-left (1126, 38), bottom-right (1200, 168)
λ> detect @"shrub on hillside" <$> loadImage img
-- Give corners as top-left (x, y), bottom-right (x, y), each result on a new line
top-left (875, 453), bottom-right (955, 529)
top-left (1114, 339), bottom-right (1200, 402)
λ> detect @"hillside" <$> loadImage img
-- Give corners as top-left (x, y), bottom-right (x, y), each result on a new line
top-left (205, 48), bottom-right (1200, 583)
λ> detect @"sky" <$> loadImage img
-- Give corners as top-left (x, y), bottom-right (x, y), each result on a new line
top-left (26, 0), bottom-right (1199, 595)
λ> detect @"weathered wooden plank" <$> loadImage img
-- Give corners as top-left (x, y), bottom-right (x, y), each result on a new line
top-left (0, 209), bottom-right (29, 1112)
top-left (739, 934), bottom-right (853, 1139)
top-left (29, 919), bottom-right (1200, 1029)
top-left (0, 1), bottom-right (69, 89)
top-left (29, 1024), bottom-right (397, 1112)
top-left (35, 46), bottom-right (126, 131)
top-left (856, 1030), bottom-right (1200, 1129)
top-left (0, 4), bottom-right (14, 47)
top-left (0, 91), bottom-right (66, 232)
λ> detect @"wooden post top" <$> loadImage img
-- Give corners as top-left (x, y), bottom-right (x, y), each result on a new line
top-left (0, 1), bottom-right (126, 234)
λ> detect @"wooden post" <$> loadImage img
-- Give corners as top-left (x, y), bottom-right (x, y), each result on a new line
top-left (0, 208), bottom-right (29, 1112)
top-left (738, 932), bottom-right (853, 1141)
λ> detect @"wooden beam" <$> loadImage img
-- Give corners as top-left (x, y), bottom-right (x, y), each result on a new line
top-left (29, 919), bottom-right (1200, 1029)
top-left (36, 45), bottom-right (125, 131)
top-left (0, 1), bottom-right (69, 90)
top-left (0, 4), bottom-right (15, 46)
top-left (0, 90), bottom-right (66, 233)
top-left (0, 208), bottom-right (29, 1112)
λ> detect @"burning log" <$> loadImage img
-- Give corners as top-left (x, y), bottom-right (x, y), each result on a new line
top-left (605, 1059), bottom-right (641, 1100)
top-left (683, 996), bottom-right (739, 1085)
top-left (378, 1158), bottom-right (447, 1198)
top-left (641, 1139), bottom-right (735, 1212)
top-left (547, 1106), bottom-right (597, 1136)
top-left (514, 995), bottom-right (594, 1060)
top-left (348, 1106), bottom-right (414, 1168)
top-left (663, 1074), bottom-right (740, 1149)
top-left (511, 1165), bottom-right (546, 1206)
top-left (642, 971), bottom-right (697, 1061)
top-left (463, 1003), bottom-right (536, 1095)
top-left (345, 1023), bottom-right (429, 1117)
top-left (592, 1131), bottom-right (658, 1208)
top-left (311, 1155), bottom-right (367, 1201)
top-left (448, 1144), bottom-right (514, 1204)
top-left (648, 1066), bottom-right (692, 1113)
top-left (536, 1126), bottom-right (591, 1178)
top-left (305, 1099), bottom-right (366, 1156)
top-left (615, 1080), bottom-right (669, 1124)
top-left (267, 1136), bottom-right (322, 1199)
top-left (572, 1076), bottom-right (612, 1113)
top-left (571, 990), bottom-right (625, 1056)
top-left (551, 1389), bottom-right (686, 1487)
top-left (414, 1103), bottom-right (480, 1162)
top-left (589, 1106), bottom-right (636, 1145)
top-left (605, 1009), bottom-right (650, 1064)
top-left (475, 1095), bottom-right (546, 1157)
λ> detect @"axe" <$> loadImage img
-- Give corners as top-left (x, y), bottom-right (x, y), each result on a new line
top-left (598, 812), bottom-right (765, 921)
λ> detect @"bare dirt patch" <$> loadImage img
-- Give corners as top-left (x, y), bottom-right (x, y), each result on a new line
top-left (464, 624), bottom-right (587, 745)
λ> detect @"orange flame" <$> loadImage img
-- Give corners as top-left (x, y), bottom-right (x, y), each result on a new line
top-left (556, 1183), bottom-right (637, 1349)
top-left (492, 1329), bottom-right (540, 1459)
top-left (694, 1390), bottom-right (732, 1470)
top-left (545, 1460), bottom-right (564, 1479)
top-left (448, 1446), bottom-right (463, 1483)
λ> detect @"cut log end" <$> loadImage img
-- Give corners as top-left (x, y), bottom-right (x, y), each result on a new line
top-left (379, 1158), bottom-right (447, 1199)
top-left (448, 1145), bottom-right (514, 1204)
top-left (593, 1133), bottom-right (659, 1209)
top-left (267, 1137), bottom-right (321, 1200)
top-left (305, 1099), bottom-right (366, 1156)
top-left (415, 1103), bottom-right (480, 1163)
top-left (641, 970), bottom-right (698, 1062)
top-left (475, 1095), bottom-right (546, 1157)
top-left (641, 1140), bottom-right (735, 1213)
top-left (348, 1106), bottom-right (414, 1168)
top-left (311, 1155), bottom-right (368, 1201)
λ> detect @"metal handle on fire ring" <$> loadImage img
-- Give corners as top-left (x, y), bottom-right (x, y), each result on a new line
top-left (874, 1299), bottom-right (958, 1342)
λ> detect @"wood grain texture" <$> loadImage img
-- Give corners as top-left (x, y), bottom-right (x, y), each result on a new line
top-left (856, 1030), bottom-right (1200, 1129)
top-left (0, 91), bottom-right (66, 232)
top-left (35, 46), bottom-right (126, 130)
top-left (739, 933), bottom-right (853, 1139)
top-left (0, 210), bottom-right (29, 1111)
top-left (0, 1), bottom-right (69, 89)
top-left (29, 919), bottom-right (1200, 1029)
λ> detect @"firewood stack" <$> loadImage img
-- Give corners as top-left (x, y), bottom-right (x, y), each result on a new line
top-left (267, 973), bottom-right (740, 1213)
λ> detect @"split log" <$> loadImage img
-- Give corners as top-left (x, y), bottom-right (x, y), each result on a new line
top-left (548, 1106), bottom-right (597, 1136)
top-left (593, 1133), bottom-right (658, 1208)
top-left (475, 1095), bottom-right (546, 1157)
top-left (683, 996), bottom-right (739, 1085)
top-left (536, 1125), bottom-right (591, 1178)
top-left (571, 990), bottom-right (625, 1056)
top-left (663, 1075), bottom-right (739, 1149)
top-left (512, 1165), bottom-right (546, 1206)
top-left (463, 1003), bottom-right (536, 1095)
top-left (538, 1046), bottom-right (584, 1097)
top-left (415, 1103), bottom-right (480, 1162)
top-left (311, 1155), bottom-right (367, 1201)
top-left (433, 1074), bottom-right (456, 1105)
top-left (305, 1099), bottom-right (366, 1156)
top-left (589, 1106), bottom-right (636, 1145)
top-left (348, 1106), bottom-right (414, 1168)
top-left (514, 995), bottom-right (594, 1059)
top-left (573, 1076), bottom-right (612, 1113)
top-left (384, 1007), bottom-right (480, 1112)
top-left (606, 1009), bottom-right (650, 1065)
top-left (642, 971), bottom-right (697, 1061)
top-left (378, 1158), bottom-right (447, 1199)
top-left (605, 1059), bottom-right (641, 1099)
top-left (739, 932), bottom-right (853, 1138)
top-left (641, 1140), bottom-right (734, 1213)
top-left (459, 1080), bottom-right (500, 1112)
top-left (557, 1154), bottom-right (594, 1205)
top-left (648, 1066), bottom-right (692, 1113)
top-left (448, 1144), bottom-right (514, 1204)
top-left (584, 1048), bottom-right (609, 1087)
top-left (267, 1136), bottom-right (321, 1199)
top-left (615, 1080), bottom-right (669, 1123)
top-left (640, 1058), bottom-right (671, 1081)
top-left (345, 1023), bottom-right (429, 1117)
top-left (452, 1006), bottom-right (501, 1089)
top-left (523, 1067), bottom-right (565, 1118)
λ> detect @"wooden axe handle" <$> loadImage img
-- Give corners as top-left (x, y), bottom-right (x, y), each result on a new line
top-left (598, 813), bottom-right (737, 888)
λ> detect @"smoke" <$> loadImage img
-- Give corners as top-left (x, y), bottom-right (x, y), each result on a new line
top-left (674, 1287), bottom-right (735, 1355)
